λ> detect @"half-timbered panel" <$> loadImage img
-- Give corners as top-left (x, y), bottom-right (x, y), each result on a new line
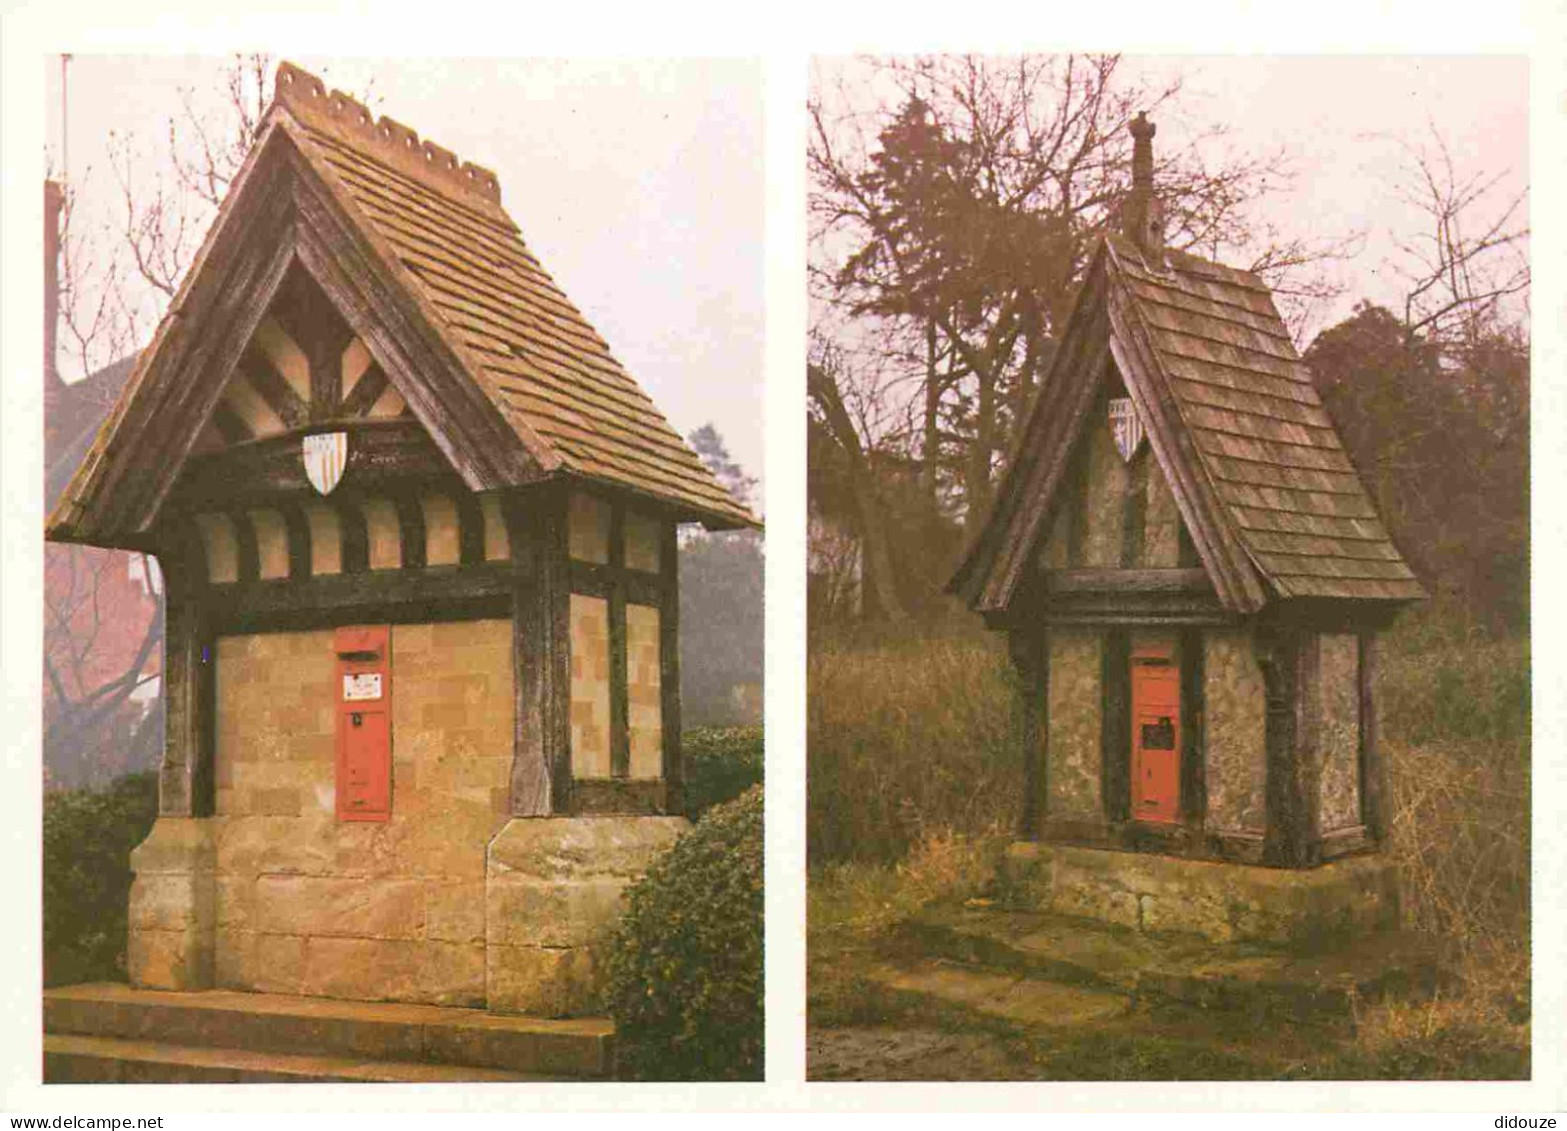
top-left (570, 593), bottom-right (612, 778)
top-left (626, 603), bottom-right (663, 778)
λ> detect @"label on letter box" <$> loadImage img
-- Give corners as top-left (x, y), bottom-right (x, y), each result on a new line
top-left (343, 673), bottom-right (383, 701)
top-left (334, 624), bottom-right (391, 822)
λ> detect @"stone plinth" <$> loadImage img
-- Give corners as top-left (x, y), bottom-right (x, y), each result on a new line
top-left (999, 841), bottom-right (1399, 946)
top-left (127, 818), bottom-right (217, 990)
top-left (485, 816), bottom-right (687, 1016)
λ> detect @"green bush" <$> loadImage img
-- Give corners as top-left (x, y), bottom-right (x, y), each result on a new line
top-left (605, 783), bottom-right (763, 1081)
top-left (681, 725), bottom-right (763, 819)
top-left (43, 771), bottom-right (159, 986)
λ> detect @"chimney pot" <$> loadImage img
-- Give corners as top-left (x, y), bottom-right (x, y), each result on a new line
top-left (1123, 112), bottom-right (1163, 255)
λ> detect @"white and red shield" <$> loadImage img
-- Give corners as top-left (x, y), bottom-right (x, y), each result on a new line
top-left (1108, 397), bottom-right (1144, 463)
top-left (303, 431), bottom-right (348, 495)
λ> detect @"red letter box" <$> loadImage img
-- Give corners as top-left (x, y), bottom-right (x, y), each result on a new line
top-left (335, 624), bottom-right (392, 822)
top-left (1130, 636), bottom-right (1180, 825)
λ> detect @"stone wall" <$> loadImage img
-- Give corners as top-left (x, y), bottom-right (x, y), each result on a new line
top-left (1032, 411), bottom-right (1191, 573)
top-left (205, 619), bottom-right (514, 1007)
top-left (1081, 415), bottom-right (1129, 567)
top-left (1316, 633), bottom-right (1363, 833)
top-left (1142, 465), bottom-right (1181, 567)
top-left (1046, 628), bottom-right (1103, 821)
top-left (1202, 629), bottom-right (1268, 836)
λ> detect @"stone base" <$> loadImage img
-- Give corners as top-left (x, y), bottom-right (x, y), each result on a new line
top-left (485, 815), bottom-right (687, 1016)
top-left (127, 819), bottom-right (217, 990)
top-left (999, 841), bottom-right (1399, 946)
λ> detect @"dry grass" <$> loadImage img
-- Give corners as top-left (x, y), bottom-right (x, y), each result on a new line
top-left (808, 625), bottom-right (1020, 865)
top-left (808, 609), bottom-right (1531, 1077)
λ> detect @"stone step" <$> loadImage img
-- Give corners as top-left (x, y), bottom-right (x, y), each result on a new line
top-left (43, 1034), bottom-right (548, 1084)
top-left (896, 906), bottom-right (1444, 1018)
top-left (44, 984), bottom-right (614, 1080)
top-left (864, 961), bottom-right (1132, 1028)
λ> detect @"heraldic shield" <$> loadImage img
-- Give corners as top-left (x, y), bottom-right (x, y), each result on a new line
top-left (303, 431), bottom-right (348, 496)
top-left (1108, 397), bottom-right (1144, 463)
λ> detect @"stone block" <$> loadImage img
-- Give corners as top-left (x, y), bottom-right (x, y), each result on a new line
top-left (487, 816), bottom-right (687, 881)
top-left (487, 878), bottom-right (627, 948)
top-left (426, 880), bottom-right (488, 943)
top-left (255, 875), bottom-right (426, 939)
top-left (128, 927), bottom-right (212, 991)
top-left (249, 933), bottom-right (307, 995)
top-left (298, 937), bottom-right (485, 1006)
top-left (129, 818), bottom-right (217, 876)
top-left (487, 944), bottom-right (599, 1017)
top-left (1002, 841), bottom-right (1401, 945)
top-left (213, 928), bottom-right (252, 989)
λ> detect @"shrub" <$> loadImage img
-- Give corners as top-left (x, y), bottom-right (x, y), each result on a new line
top-left (43, 771), bottom-right (159, 986)
top-left (681, 725), bottom-right (763, 819)
top-left (605, 783), bottom-right (763, 1081)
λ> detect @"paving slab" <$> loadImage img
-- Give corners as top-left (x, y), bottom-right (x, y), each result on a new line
top-left (864, 961), bottom-right (1131, 1027)
top-left (43, 1034), bottom-right (546, 1084)
top-left (898, 905), bottom-right (1443, 1018)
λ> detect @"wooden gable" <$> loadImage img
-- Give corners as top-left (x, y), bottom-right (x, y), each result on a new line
top-left (950, 233), bottom-right (1424, 619)
top-left (47, 61), bottom-right (754, 552)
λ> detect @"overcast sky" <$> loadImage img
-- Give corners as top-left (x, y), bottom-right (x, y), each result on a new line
top-left (45, 55), bottom-right (767, 492)
top-left (813, 54), bottom-right (1529, 346)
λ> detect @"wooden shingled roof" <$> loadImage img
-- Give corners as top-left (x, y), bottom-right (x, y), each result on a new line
top-left (951, 231), bottom-right (1424, 615)
top-left (47, 61), bottom-right (754, 545)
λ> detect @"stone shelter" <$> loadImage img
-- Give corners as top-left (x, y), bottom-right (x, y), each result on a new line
top-left (948, 115), bottom-right (1424, 943)
top-left (45, 62), bottom-right (755, 1017)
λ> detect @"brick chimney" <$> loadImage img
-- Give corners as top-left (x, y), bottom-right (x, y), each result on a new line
top-left (1122, 112), bottom-right (1164, 254)
top-left (44, 180), bottom-right (64, 400)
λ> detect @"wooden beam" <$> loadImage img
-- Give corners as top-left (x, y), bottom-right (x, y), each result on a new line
top-left (571, 779), bottom-right (668, 817)
top-left (507, 488), bottom-right (571, 817)
top-left (279, 501), bottom-right (312, 581)
top-left (158, 533), bottom-right (215, 818)
top-left (204, 562), bottom-right (516, 633)
top-left (340, 362), bottom-right (390, 418)
top-left (1045, 568), bottom-right (1212, 595)
top-left (1261, 630), bottom-right (1310, 867)
top-left (1008, 631), bottom-right (1044, 838)
top-left (1100, 629), bottom-right (1130, 824)
top-left (167, 420), bottom-right (461, 513)
top-left (211, 406), bottom-right (253, 445)
top-left (568, 560), bottom-right (664, 607)
top-left (1359, 632), bottom-right (1387, 843)
top-left (239, 345), bottom-right (308, 430)
top-left (333, 495), bottom-right (370, 574)
top-left (452, 491), bottom-right (485, 567)
top-left (229, 510), bottom-right (259, 584)
top-left (390, 490), bottom-right (427, 571)
top-left (608, 503), bottom-right (630, 779)
top-left (1179, 627), bottom-right (1206, 826)
top-left (659, 520), bottom-right (683, 807)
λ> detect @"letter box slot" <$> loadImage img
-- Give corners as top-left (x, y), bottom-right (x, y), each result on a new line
top-left (334, 624), bottom-right (391, 822)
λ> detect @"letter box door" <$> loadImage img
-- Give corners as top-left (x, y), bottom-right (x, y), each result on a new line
top-left (335, 624), bottom-right (391, 822)
top-left (1131, 639), bottom-right (1180, 824)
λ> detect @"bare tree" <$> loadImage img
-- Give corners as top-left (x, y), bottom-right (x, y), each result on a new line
top-left (1388, 124), bottom-right (1530, 358)
top-left (45, 55), bottom-right (283, 788)
top-left (810, 54), bottom-right (1351, 540)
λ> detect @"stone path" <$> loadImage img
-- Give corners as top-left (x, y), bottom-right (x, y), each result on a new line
top-left (808, 904), bottom-right (1445, 1081)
